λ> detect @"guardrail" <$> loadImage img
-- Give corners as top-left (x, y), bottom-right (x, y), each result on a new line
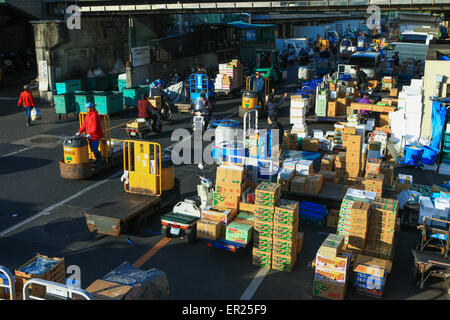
top-left (80, 0), bottom-right (450, 14)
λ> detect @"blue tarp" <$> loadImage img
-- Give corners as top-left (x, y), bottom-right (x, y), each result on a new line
top-left (18, 257), bottom-right (59, 275)
top-left (430, 99), bottom-right (448, 150)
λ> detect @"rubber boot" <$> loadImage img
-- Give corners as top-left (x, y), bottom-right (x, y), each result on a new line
top-left (93, 151), bottom-right (103, 168)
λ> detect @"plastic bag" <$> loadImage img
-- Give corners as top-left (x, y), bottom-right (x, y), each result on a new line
top-left (34, 107), bottom-right (42, 120)
top-left (30, 108), bottom-right (37, 121)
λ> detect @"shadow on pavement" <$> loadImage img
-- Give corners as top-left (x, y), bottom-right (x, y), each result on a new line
top-left (0, 155), bottom-right (52, 175)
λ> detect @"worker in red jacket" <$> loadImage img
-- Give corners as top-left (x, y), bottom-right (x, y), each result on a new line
top-left (76, 102), bottom-right (104, 167)
top-left (17, 85), bottom-right (35, 126)
top-left (137, 93), bottom-right (157, 121)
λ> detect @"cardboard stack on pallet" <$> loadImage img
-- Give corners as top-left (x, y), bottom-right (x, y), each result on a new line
top-left (313, 234), bottom-right (351, 300)
top-left (365, 198), bottom-right (399, 260)
top-left (252, 182), bottom-right (281, 268)
top-left (315, 89), bottom-right (329, 117)
top-left (215, 59), bottom-right (242, 91)
top-left (272, 200), bottom-right (300, 272)
top-left (346, 201), bottom-right (371, 253)
top-left (352, 255), bottom-right (392, 298)
top-left (342, 129), bottom-right (363, 182)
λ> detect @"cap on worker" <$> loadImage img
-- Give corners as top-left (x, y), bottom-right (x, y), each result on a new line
top-left (85, 102), bottom-right (95, 109)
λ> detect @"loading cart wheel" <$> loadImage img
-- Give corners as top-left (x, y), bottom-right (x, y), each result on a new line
top-left (161, 225), bottom-right (171, 238)
top-left (187, 225), bottom-right (198, 244)
top-left (133, 214), bottom-right (147, 234)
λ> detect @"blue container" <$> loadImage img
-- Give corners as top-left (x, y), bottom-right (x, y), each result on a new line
top-left (55, 80), bottom-right (82, 95)
top-left (118, 79), bottom-right (127, 92)
top-left (123, 86), bottom-right (148, 107)
top-left (73, 91), bottom-right (94, 114)
top-left (257, 162), bottom-right (280, 180)
top-left (93, 91), bottom-right (124, 115)
top-left (403, 145), bottom-right (423, 166)
top-left (54, 93), bottom-right (75, 114)
top-left (421, 146), bottom-right (440, 165)
top-left (220, 142), bottom-right (248, 164)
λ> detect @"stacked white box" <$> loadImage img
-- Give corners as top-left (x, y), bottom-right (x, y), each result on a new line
top-left (290, 95), bottom-right (308, 125)
top-left (312, 129), bottom-right (324, 139)
top-left (419, 196), bottom-right (434, 225)
top-left (282, 158), bottom-right (299, 170)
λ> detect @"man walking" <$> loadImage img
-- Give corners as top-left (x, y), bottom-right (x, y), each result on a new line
top-left (353, 65), bottom-right (369, 97)
top-left (17, 85), bottom-right (35, 126)
top-left (77, 102), bottom-right (104, 168)
top-left (252, 72), bottom-right (265, 109)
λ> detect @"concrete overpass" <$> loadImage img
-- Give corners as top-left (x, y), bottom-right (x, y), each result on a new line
top-left (0, 0), bottom-right (42, 18)
top-left (77, 0), bottom-right (450, 15)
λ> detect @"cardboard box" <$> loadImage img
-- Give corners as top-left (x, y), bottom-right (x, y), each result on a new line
top-left (254, 220), bottom-right (274, 238)
top-left (304, 174), bottom-right (324, 195)
top-left (86, 280), bottom-right (140, 300)
top-left (253, 234), bottom-right (273, 253)
top-left (290, 175), bottom-right (306, 193)
top-left (255, 182), bottom-right (281, 208)
top-left (255, 206), bottom-right (275, 223)
top-left (197, 218), bottom-right (223, 240)
top-left (326, 209), bottom-right (340, 228)
top-left (302, 138), bottom-right (320, 152)
top-left (274, 199), bottom-right (299, 225)
top-left (272, 252), bottom-right (297, 272)
top-left (366, 158), bottom-right (382, 175)
top-left (202, 207), bottom-right (238, 226)
top-left (297, 232), bottom-right (304, 253)
top-left (226, 222), bottom-right (253, 244)
top-left (319, 170), bottom-right (338, 183)
top-left (273, 222), bottom-right (298, 242)
top-left (148, 96), bottom-right (162, 109)
top-left (319, 234), bottom-right (345, 258)
top-left (239, 202), bottom-right (256, 214)
top-left (313, 278), bottom-right (347, 300)
top-left (212, 192), bottom-right (240, 210)
top-left (252, 248), bottom-right (272, 268)
top-left (273, 238), bottom-right (297, 256)
top-left (380, 162), bottom-right (395, 186)
top-left (215, 166), bottom-right (244, 188)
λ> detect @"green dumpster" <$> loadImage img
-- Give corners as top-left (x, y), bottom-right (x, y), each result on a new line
top-left (118, 79), bottom-right (127, 92)
top-left (93, 91), bottom-right (124, 115)
top-left (123, 86), bottom-right (148, 107)
top-left (54, 93), bottom-right (75, 114)
top-left (74, 91), bottom-right (95, 114)
top-left (106, 73), bottom-right (119, 90)
top-left (55, 80), bottom-right (82, 95)
top-left (86, 76), bottom-right (109, 91)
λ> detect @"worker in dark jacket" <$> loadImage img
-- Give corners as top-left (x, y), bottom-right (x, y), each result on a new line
top-left (199, 93), bottom-right (213, 130)
top-left (268, 114), bottom-right (284, 150)
top-left (393, 52), bottom-right (400, 66)
top-left (17, 85), bottom-right (35, 126)
top-left (77, 102), bottom-right (104, 167)
top-left (353, 65), bottom-right (369, 97)
top-left (252, 72), bottom-right (265, 109)
top-left (267, 90), bottom-right (288, 119)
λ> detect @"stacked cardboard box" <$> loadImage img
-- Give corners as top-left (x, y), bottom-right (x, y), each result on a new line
top-left (346, 201), bottom-right (370, 253)
top-left (313, 234), bottom-right (351, 300)
top-left (302, 138), bottom-right (319, 152)
top-left (272, 200), bottom-right (300, 272)
top-left (342, 132), bottom-right (363, 180)
top-left (296, 159), bottom-right (313, 176)
top-left (381, 76), bottom-right (395, 90)
top-left (216, 60), bottom-right (242, 91)
top-left (277, 167), bottom-right (295, 193)
top-left (326, 209), bottom-right (340, 228)
top-left (290, 95), bottom-right (308, 138)
top-left (363, 174), bottom-right (384, 199)
top-left (365, 198), bottom-right (398, 260)
top-left (252, 182), bottom-right (281, 268)
top-left (213, 165), bottom-right (245, 210)
top-left (365, 158), bottom-right (382, 176)
top-left (225, 212), bottom-right (254, 244)
top-left (337, 188), bottom-right (377, 248)
top-left (283, 131), bottom-right (298, 150)
top-left (353, 255), bottom-right (392, 298)
top-left (380, 161), bottom-right (395, 186)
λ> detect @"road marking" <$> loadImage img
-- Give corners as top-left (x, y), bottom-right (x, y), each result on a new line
top-left (133, 237), bottom-right (172, 268)
top-left (0, 97), bottom-right (18, 101)
top-left (240, 267), bottom-right (270, 300)
top-left (0, 170), bottom-right (123, 237)
top-left (0, 146), bottom-right (35, 159)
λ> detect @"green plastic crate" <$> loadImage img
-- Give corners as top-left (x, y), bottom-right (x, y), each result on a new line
top-left (54, 93), bottom-right (75, 114)
top-left (118, 79), bottom-right (127, 92)
top-left (74, 91), bottom-right (94, 114)
top-left (123, 86), bottom-right (148, 107)
top-left (93, 91), bottom-right (124, 115)
top-left (55, 80), bottom-right (82, 95)
top-left (86, 77), bottom-right (109, 91)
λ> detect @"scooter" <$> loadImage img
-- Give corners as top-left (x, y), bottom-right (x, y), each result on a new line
top-left (125, 114), bottom-right (162, 139)
top-left (191, 99), bottom-right (212, 134)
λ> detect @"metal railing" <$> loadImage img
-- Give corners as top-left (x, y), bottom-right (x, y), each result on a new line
top-left (23, 279), bottom-right (93, 300)
top-left (0, 266), bottom-right (16, 300)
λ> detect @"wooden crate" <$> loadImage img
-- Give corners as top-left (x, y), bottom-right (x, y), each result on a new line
top-left (15, 254), bottom-right (65, 300)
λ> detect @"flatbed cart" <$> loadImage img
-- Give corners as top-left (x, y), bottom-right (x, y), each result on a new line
top-left (160, 200), bottom-right (201, 244)
top-left (84, 140), bottom-right (180, 236)
top-left (59, 113), bottom-right (123, 180)
top-left (412, 249), bottom-right (450, 292)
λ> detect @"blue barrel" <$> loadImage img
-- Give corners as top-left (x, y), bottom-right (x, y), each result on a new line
top-left (403, 145), bottom-right (423, 166)
top-left (421, 146), bottom-right (440, 165)
top-left (220, 142), bottom-right (248, 164)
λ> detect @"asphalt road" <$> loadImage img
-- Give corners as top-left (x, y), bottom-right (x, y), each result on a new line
top-left (0, 65), bottom-right (448, 300)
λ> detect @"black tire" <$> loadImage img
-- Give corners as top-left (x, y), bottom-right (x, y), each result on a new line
top-left (154, 121), bottom-right (162, 133)
top-left (133, 214), bottom-right (147, 234)
top-left (161, 225), bottom-right (171, 238)
top-left (166, 107), bottom-right (173, 121)
top-left (187, 225), bottom-right (198, 244)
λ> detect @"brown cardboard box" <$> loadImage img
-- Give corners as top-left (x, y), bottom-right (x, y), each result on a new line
top-left (197, 218), bottom-right (223, 240)
top-left (212, 191), bottom-right (240, 210)
top-left (381, 162), bottom-right (396, 186)
top-left (313, 278), bottom-right (347, 300)
top-left (202, 207), bottom-right (239, 225)
top-left (302, 138), bottom-right (319, 152)
top-left (304, 174), bottom-right (324, 195)
top-left (148, 96), bottom-right (162, 109)
top-left (290, 176), bottom-right (306, 193)
top-left (366, 158), bottom-right (382, 175)
top-left (326, 209), bottom-right (340, 228)
top-left (343, 126), bottom-right (356, 135)
top-left (389, 88), bottom-right (398, 97)
top-left (319, 170), bottom-right (338, 183)
top-left (297, 232), bottom-right (304, 253)
top-left (327, 101), bottom-right (338, 117)
top-left (86, 280), bottom-right (143, 300)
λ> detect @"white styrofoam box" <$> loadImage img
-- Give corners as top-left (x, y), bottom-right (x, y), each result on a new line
top-left (296, 159), bottom-right (313, 175)
top-left (402, 85), bottom-right (423, 96)
top-left (356, 124), bottom-right (365, 137)
top-left (419, 196), bottom-right (434, 224)
top-left (435, 197), bottom-right (450, 211)
top-left (290, 107), bottom-right (306, 117)
top-left (398, 174), bottom-right (413, 184)
top-left (405, 101), bottom-right (423, 113)
top-left (290, 117), bottom-right (306, 125)
top-left (446, 123), bottom-right (450, 133)
top-left (312, 129), bottom-right (324, 138)
top-left (291, 99), bottom-right (308, 108)
top-left (389, 109), bottom-right (405, 121)
top-left (118, 73), bottom-right (127, 80)
top-left (410, 78), bottom-right (423, 88)
top-left (433, 208), bottom-right (449, 228)
top-left (346, 188), bottom-right (377, 201)
top-left (330, 91), bottom-right (337, 99)
top-left (334, 122), bottom-right (345, 130)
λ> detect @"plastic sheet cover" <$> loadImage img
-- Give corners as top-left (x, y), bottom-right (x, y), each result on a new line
top-left (18, 257), bottom-right (59, 275)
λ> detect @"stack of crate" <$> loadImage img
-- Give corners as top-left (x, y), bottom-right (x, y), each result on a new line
top-left (334, 152), bottom-right (347, 182)
top-left (272, 200), bottom-right (300, 272)
top-left (315, 89), bottom-right (328, 117)
top-left (346, 201), bottom-right (371, 253)
top-left (342, 130), bottom-right (363, 182)
top-left (361, 174), bottom-right (384, 199)
top-left (252, 182), bottom-right (281, 269)
top-left (365, 198), bottom-right (399, 260)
